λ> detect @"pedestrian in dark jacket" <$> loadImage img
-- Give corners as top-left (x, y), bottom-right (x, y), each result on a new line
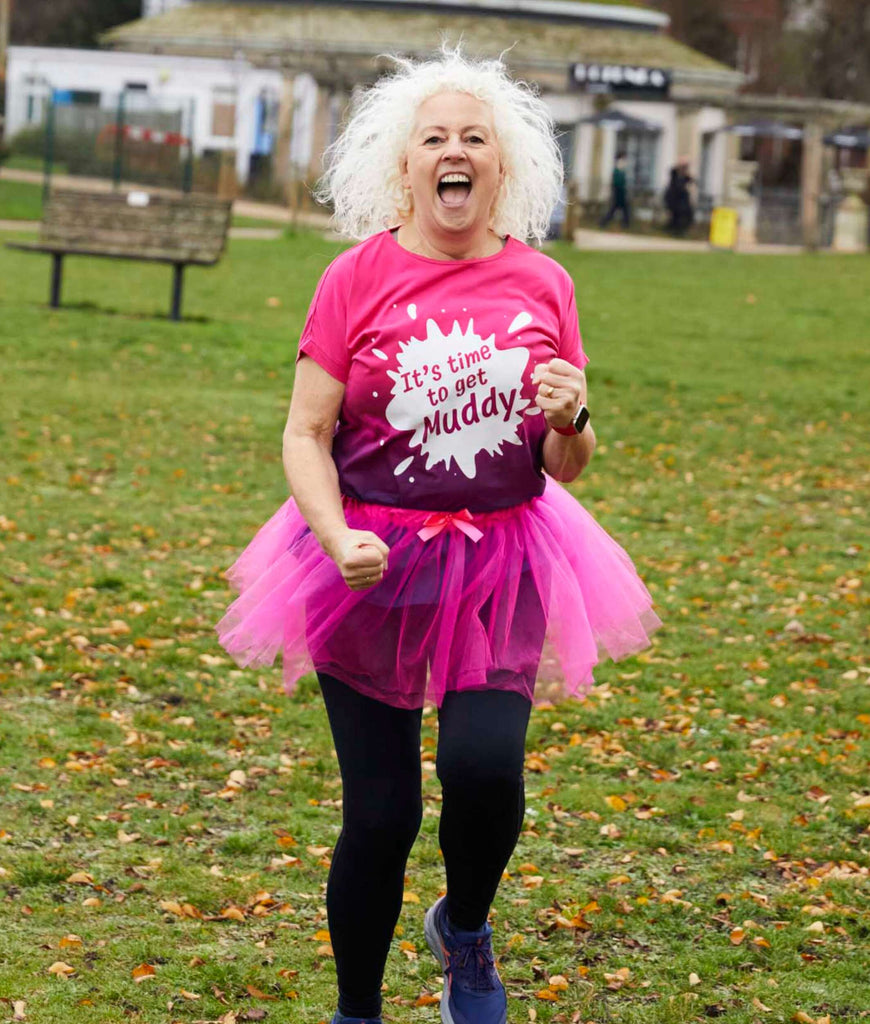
top-left (664, 157), bottom-right (694, 235)
top-left (599, 153), bottom-right (630, 229)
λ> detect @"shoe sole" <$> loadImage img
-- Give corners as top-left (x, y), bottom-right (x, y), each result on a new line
top-left (423, 897), bottom-right (455, 1024)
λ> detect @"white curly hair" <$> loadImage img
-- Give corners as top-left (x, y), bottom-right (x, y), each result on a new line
top-left (315, 42), bottom-right (564, 245)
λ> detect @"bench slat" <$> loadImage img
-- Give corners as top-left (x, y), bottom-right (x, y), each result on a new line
top-left (40, 189), bottom-right (233, 259)
top-left (41, 227), bottom-right (225, 261)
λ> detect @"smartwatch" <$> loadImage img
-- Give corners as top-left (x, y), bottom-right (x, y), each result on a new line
top-left (551, 403), bottom-right (590, 437)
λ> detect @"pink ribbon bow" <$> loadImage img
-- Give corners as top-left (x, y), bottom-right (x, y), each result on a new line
top-left (417, 508), bottom-right (484, 543)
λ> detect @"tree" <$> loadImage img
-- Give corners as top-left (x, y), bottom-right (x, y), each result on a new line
top-left (653, 0), bottom-right (739, 68)
top-left (10, 0), bottom-right (141, 49)
top-left (806, 0), bottom-right (870, 101)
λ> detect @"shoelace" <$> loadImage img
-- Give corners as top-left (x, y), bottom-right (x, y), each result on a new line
top-left (449, 938), bottom-right (498, 992)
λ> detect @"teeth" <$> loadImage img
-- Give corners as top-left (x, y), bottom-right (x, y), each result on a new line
top-left (439, 174), bottom-right (471, 184)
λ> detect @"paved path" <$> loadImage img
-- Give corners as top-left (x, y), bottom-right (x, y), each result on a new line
top-left (0, 219), bottom-right (38, 232)
top-left (573, 227), bottom-right (800, 255)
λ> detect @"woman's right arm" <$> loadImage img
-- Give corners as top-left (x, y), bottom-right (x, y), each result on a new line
top-left (282, 355), bottom-right (389, 590)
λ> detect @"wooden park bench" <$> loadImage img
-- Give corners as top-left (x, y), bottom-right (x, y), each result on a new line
top-left (5, 188), bottom-right (233, 320)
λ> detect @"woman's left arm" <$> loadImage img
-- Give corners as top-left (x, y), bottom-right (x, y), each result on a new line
top-left (535, 357), bottom-right (597, 483)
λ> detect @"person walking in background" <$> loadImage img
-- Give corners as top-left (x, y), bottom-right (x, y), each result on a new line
top-left (665, 156), bottom-right (694, 235)
top-left (217, 43), bottom-right (659, 1024)
top-left (599, 152), bottom-right (631, 229)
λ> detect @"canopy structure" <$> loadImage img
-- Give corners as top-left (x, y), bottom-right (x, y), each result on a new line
top-left (721, 119), bottom-right (803, 140)
top-left (578, 108), bottom-right (661, 132)
top-left (823, 126), bottom-right (870, 149)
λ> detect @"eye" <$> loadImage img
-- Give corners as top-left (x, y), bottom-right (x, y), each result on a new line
top-left (466, 134), bottom-right (485, 144)
top-left (424, 135), bottom-right (443, 145)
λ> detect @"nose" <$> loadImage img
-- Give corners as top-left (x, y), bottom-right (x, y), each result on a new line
top-left (443, 132), bottom-right (465, 159)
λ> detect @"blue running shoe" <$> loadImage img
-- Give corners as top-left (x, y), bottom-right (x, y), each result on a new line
top-left (423, 895), bottom-right (507, 1024)
top-left (330, 1013), bottom-right (382, 1024)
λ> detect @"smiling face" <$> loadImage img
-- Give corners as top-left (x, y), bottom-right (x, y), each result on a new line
top-left (400, 91), bottom-right (504, 242)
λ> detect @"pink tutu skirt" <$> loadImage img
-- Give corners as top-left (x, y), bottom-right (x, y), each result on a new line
top-left (214, 477), bottom-right (661, 709)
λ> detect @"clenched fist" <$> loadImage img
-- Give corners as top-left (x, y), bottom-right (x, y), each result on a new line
top-left (327, 529), bottom-right (391, 591)
top-left (532, 358), bottom-right (587, 432)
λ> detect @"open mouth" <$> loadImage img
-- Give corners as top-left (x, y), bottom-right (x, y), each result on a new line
top-left (437, 173), bottom-right (472, 208)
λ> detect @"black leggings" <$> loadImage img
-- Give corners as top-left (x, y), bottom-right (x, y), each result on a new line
top-left (318, 672), bottom-right (532, 1020)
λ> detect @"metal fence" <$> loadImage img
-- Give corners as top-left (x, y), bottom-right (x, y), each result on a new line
top-left (10, 88), bottom-right (208, 197)
top-left (755, 186), bottom-right (842, 247)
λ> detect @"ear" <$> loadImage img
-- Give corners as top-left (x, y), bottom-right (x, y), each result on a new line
top-left (400, 151), bottom-right (411, 190)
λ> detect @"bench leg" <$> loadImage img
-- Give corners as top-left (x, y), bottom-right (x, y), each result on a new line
top-left (50, 254), bottom-right (63, 308)
top-left (170, 264), bottom-right (184, 321)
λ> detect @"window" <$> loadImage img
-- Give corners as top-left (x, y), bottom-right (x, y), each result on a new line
top-left (23, 74), bottom-right (50, 125)
top-left (616, 129), bottom-right (659, 192)
top-left (70, 90), bottom-right (101, 106)
top-left (211, 87), bottom-right (237, 138)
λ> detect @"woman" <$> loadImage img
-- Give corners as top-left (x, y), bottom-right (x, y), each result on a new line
top-left (216, 45), bottom-right (660, 1024)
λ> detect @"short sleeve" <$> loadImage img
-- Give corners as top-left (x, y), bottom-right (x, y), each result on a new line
top-left (295, 257), bottom-right (351, 383)
top-left (558, 272), bottom-right (589, 370)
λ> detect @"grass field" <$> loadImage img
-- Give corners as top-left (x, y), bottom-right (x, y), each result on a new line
top-left (0, 227), bottom-right (868, 1024)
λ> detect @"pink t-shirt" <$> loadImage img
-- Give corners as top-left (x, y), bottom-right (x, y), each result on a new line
top-left (296, 229), bottom-right (588, 513)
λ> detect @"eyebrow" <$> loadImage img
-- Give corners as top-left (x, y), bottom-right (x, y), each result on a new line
top-left (418, 124), bottom-right (490, 134)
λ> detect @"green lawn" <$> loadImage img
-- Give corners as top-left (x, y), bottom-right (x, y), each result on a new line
top-left (0, 178), bottom-right (45, 221)
top-left (0, 231), bottom-right (868, 1024)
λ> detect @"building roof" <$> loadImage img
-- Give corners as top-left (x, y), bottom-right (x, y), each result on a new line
top-left (100, 1), bottom-right (738, 86)
top-left (305, 0), bottom-right (669, 29)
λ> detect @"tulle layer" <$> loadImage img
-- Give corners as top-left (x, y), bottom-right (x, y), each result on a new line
top-left (214, 477), bottom-right (661, 709)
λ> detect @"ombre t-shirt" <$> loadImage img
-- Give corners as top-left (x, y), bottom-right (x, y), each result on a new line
top-left (296, 230), bottom-right (588, 513)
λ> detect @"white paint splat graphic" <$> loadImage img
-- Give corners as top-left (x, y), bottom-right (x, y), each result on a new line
top-left (372, 348), bottom-right (389, 361)
top-left (394, 455), bottom-right (414, 476)
top-left (385, 318), bottom-right (530, 479)
top-left (407, 304), bottom-right (417, 320)
top-left (508, 311), bottom-right (532, 334)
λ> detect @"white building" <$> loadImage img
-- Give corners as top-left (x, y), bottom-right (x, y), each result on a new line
top-left (5, 0), bottom-right (747, 204)
top-left (4, 44), bottom-right (319, 186)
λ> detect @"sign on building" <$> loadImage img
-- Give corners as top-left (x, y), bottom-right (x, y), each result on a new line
top-left (569, 63), bottom-right (671, 96)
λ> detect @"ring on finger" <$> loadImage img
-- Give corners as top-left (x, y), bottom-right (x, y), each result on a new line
top-left (546, 385), bottom-right (555, 398)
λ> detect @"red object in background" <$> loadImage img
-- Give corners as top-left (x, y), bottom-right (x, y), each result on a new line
top-left (96, 124), bottom-right (190, 148)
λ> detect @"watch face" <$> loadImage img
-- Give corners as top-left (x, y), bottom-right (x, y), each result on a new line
top-left (573, 404), bottom-right (590, 433)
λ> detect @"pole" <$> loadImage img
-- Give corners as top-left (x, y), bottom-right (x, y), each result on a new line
top-left (43, 92), bottom-right (55, 204)
top-left (113, 88), bottom-right (126, 190)
top-left (801, 120), bottom-right (823, 251)
top-left (182, 97), bottom-right (194, 193)
top-left (0, 0), bottom-right (12, 143)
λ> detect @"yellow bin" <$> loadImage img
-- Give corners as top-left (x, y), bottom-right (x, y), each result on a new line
top-left (709, 206), bottom-right (738, 249)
